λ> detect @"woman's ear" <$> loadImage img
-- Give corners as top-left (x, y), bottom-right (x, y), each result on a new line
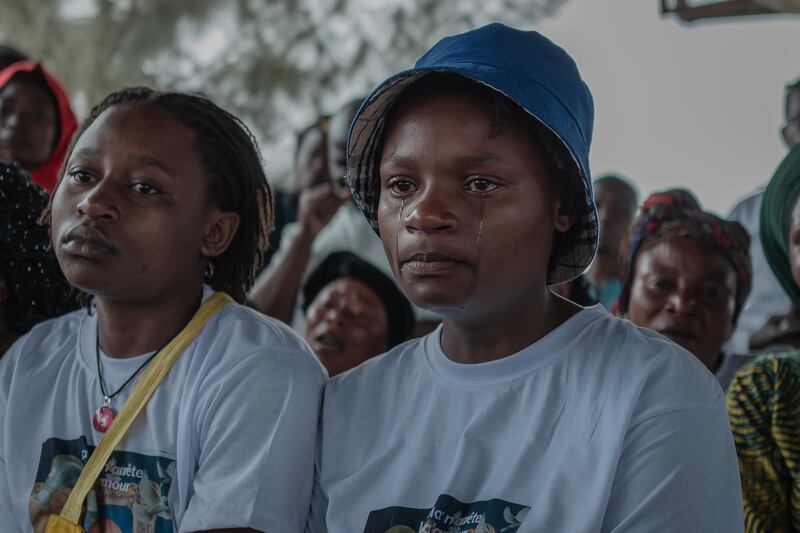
top-left (553, 198), bottom-right (573, 233)
top-left (200, 209), bottom-right (240, 258)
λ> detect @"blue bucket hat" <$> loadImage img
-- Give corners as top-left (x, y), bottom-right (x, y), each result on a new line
top-left (346, 23), bottom-right (597, 284)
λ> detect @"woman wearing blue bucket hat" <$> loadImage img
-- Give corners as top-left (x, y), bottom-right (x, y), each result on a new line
top-left (308, 23), bottom-right (743, 532)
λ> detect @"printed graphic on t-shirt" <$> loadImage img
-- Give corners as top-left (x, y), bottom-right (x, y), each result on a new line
top-left (363, 494), bottom-right (529, 533)
top-left (29, 436), bottom-right (175, 533)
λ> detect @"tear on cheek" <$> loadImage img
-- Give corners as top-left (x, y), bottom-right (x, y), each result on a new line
top-left (395, 198), bottom-right (405, 250)
top-left (448, 199), bottom-right (485, 311)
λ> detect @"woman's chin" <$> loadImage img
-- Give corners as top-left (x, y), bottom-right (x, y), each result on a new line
top-left (406, 290), bottom-right (471, 316)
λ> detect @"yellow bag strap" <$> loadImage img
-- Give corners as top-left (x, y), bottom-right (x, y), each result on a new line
top-left (58, 292), bottom-right (233, 525)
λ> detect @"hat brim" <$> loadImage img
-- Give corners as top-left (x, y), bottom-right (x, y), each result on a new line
top-left (346, 66), bottom-right (598, 285)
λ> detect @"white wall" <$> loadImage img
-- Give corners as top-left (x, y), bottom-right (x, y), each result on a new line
top-left (535, 0), bottom-right (800, 213)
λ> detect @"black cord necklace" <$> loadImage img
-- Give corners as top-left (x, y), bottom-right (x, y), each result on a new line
top-left (91, 296), bottom-right (202, 433)
top-left (92, 337), bottom-right (166, 433)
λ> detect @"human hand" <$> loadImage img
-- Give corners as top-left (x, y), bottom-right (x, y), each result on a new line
top-left (298, 182), bottom-right (346, 239)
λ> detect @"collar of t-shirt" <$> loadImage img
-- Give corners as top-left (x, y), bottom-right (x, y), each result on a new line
top-left (424, 305), bottom-right (607, 387)
top-left (79, 285), bottom-right (215, 391)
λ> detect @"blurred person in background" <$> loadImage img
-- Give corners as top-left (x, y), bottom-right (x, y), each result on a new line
top-left (249, 97), bottom-right (439, 334)
top-left (327, 98), bottom-right (361, 199)
top-left (302, 251), bottom-right (414, 377)
top-left (619, 189), bottom-right (753, 389)
top-left (727, 144), bottom-right (800, 532)
top-left (262, 116), bottom-right (330, 269)
top-left (586, 174), bottom-right (638, 309)
top-left (0, 60), bottom-right (77, 192)
top-left (727, 78), bottom-right (800, 355)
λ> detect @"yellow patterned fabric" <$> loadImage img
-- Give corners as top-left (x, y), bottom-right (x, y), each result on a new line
top-left (727, 351), bottom-right (800, 532)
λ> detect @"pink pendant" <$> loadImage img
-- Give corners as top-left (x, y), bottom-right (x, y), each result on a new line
top-left (93, 405), bottom-right (115, 432)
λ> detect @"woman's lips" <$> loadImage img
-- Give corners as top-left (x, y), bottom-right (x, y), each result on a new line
top-left (61, 226), bottom-right (118, 257)
top-left (61, 239), bottom-right (116, 257)
top-left (660, 328), bottom-right (700, 347)
top-left (401, 252), bottom-right (462, 275)
top-left (315, 333), bottom-right (343, 350)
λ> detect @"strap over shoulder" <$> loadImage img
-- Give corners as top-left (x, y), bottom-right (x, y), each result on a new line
top-left (52, 292), bottom-right (233, 528)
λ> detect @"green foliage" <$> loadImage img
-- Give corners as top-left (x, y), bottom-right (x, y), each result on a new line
top-left (0, 0), bottom-right (565, 175)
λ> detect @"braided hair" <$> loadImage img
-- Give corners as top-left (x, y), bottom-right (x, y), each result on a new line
top-left (1, 163), bottom-right (78, 334)
top-left (41, 87), bottom-right (274, 304)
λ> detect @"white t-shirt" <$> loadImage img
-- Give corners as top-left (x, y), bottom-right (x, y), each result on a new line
top-left (727, 189), bottom-right (793, 354)
top-left (0, 288), bottom-right (326, 533)
top-left (279, 202), bottom-right (438, 331)
top-left (308, 306), bottom-right (743, 532)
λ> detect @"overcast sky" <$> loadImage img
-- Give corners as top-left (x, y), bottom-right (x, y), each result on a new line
top-left (533, 0), bottom-right (799, 214)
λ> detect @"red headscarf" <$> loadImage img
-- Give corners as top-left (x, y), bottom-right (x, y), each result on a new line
top-left (0, 61), bottom-right (78, 192)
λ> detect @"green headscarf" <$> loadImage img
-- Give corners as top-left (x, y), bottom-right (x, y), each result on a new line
top-left (761, 144), bottom-right (800, 309)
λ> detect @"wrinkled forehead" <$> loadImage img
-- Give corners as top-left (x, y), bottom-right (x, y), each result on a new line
top-left (637, 236), bottom-right (737, 279)
top-left (317, 277), bottom-right (383, 305)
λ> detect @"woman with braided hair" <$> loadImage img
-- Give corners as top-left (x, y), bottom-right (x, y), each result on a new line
top-left (0, 87), bottom-right (324, 532)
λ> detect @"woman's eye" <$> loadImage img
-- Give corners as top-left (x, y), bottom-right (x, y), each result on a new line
top-left (465, 177), bottom-right (499, 193)
top-left (387, 179), bottom-right (417, 195)
top-left (131, 182), bottom-right (160, 195)
top-left (651, 279), bottom-right (673, 291)
top-left (700, 285), bottom-right (722, 301)
top-left (68, 170), bottom-right (95, 184)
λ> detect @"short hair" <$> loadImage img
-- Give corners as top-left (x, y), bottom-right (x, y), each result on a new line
top-left (0, 45), bottom-right (28, 71)
top-left (381, 73), bottom-right (586, 276)
top-left (1, 163), bottom-right (78, 334)
top-left (41, 87), bottom-right (274, 305)
top-left (302, 251), bottom-right (415, 348)
top-left (593, 174), bottom-right (639, 205)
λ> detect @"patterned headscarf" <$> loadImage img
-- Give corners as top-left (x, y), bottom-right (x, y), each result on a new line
top-left (618, 188), bottom-right (752, 320)
top-left (761, 144), bottom-right (800, 309)
top-left (0, 163), bottom-right (77, 334)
